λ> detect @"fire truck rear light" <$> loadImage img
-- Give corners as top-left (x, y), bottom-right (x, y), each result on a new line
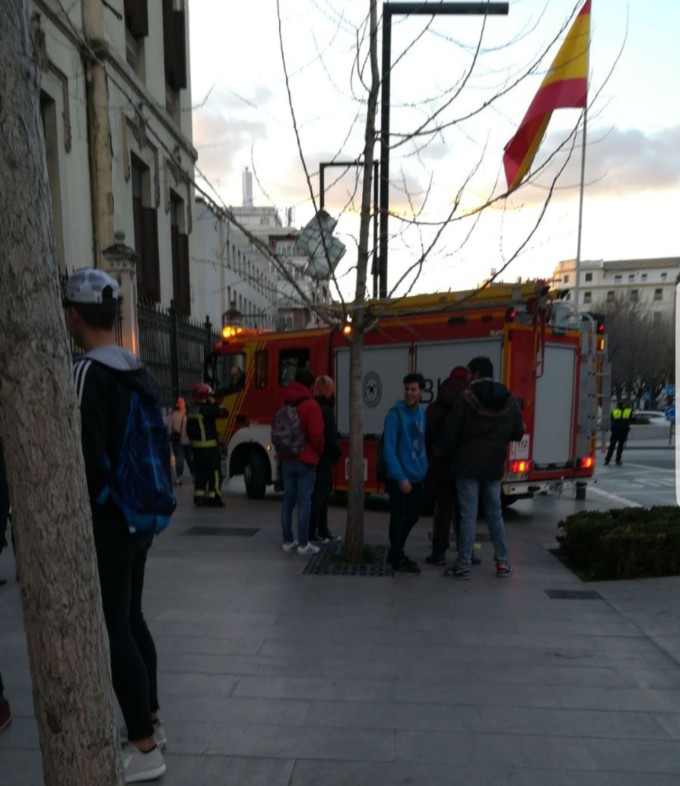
top-left (578, 456), bottom-right (594, 469)
top-left (511, 460), bottom-right (530, 473)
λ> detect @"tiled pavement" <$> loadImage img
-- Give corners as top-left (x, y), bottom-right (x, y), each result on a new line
top-left (2, 482), bottom-right (680, 785)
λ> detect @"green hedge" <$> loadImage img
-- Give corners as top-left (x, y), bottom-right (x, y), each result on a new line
top-left (556, 507), bottom-right (680, 581)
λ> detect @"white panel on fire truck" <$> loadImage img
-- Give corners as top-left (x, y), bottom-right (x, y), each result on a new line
top-left (335, 345), bottom-right (411, 436)
top-left (533, 344), bottom-right (576, 465)
top-left (414, 340), bottom-right (503, 408)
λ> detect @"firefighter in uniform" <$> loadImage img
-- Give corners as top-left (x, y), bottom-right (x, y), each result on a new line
top-left (604, 401), bottom-right (633, 466)
top-left (187, 383), bottom-right (228, 507)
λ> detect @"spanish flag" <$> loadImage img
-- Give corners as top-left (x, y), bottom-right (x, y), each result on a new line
top-left (503, 0), bottom-right (591, 192)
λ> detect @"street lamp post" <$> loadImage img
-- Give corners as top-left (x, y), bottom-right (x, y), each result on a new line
top-left (378, 2), bottom-right (509, 298)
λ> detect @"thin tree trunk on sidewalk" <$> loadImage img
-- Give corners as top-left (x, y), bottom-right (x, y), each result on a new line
top-left (0, 3), bottom-right (123, 784)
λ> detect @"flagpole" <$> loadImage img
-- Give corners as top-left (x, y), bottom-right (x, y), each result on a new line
top-left (574, 3), bottom-right (591, 318)
top-left (574, 105), bottom-right (587, 316)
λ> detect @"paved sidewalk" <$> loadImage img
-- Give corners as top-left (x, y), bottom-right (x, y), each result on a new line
top-left (2, 485), bottom-right (680, 784)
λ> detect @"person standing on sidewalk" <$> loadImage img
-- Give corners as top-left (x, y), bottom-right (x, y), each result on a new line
top-left (604, 400), bottom-right (632, 466)
top-left (168, 397), bottom-right (190, 486)
top-left (309, 376), bottom-right (342, 544)
top-left (384, 373), bottom-right (428, 574)
top-left (187, 384), bottom-right (228, 507)
top-left (65, 268), bottom-right (167, 783)
top-left (424, 367), bottom-right (469, 567)
top-left (277, 368), bottom-right (325, 555)
top-left (442, 356), bottom-right (524, 580)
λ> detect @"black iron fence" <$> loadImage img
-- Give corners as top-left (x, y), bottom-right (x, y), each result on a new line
top-left (138, 300), bottom-right (220, 409)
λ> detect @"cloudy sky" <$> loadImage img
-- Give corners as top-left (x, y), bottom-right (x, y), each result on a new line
top-left (189, 0), bottom-right (680, 298)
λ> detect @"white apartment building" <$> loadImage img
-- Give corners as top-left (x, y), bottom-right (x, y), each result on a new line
top-left (31, 0), bottom-right (196, 346)
top-left (552, 257), bottom-right (680, 322)
top-left (192, 199), bottom-right (278, 330)
top-left (230, 172), bottom-right (331, 330)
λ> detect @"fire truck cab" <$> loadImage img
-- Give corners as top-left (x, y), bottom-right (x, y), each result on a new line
top-left (207, 282), bottom-right (605, 504)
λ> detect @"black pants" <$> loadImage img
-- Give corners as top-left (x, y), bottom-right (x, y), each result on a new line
top-left (431, 478), bottom-right (459, 556)
top-left (605, 434), bottom-right (626, 464)
top-left (309, 459), bottom-right (334, 540)
top-left (95, 530), bottom-right (157, 742)
top-left (386, 479), bottom-right (423, 566)
top-left (192, 446), bottom-right (222, 503)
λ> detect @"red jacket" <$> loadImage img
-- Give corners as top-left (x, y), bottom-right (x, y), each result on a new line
top-left (281, 381), bottom-right (324, 465)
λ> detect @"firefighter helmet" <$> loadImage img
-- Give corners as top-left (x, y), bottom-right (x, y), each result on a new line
top-left (191, 383), bottom-right (213, 403)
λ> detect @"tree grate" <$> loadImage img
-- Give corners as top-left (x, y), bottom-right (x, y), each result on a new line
top-left (545, 589), bottom-right (603, 600)
top-left (185, 526), bottom-right (258, 537)
top-left (303, 542), bottom-right (393, 577)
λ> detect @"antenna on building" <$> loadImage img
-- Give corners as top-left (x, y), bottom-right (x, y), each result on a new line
top-left (242, 168), bottom-right (253, 207)
top-left (286, 207), bottom-right (294, 226)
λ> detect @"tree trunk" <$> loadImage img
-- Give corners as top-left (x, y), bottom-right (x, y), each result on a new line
top-left (0, 4), bottom-right (123, 784)
top-left (344, 0), bottom-right (380, 561)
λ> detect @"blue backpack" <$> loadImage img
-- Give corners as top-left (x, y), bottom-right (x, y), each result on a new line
top-left (98, 391), bottom-right (176, 534)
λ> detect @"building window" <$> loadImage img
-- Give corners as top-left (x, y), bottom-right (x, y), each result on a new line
top-left (585, 272), bottom-right (593, 282)
top-left (630, 289), bottom-right (639, 302)
top-left (606, 290), bottom-right (615, 302)
top-left (170, 192), bottom-right (190, 315)
top-left (124, 0), bottom-right (148, 77)
top-left (628, 274), bottom-right (635, 281)
top-left (641, 273), bottom-right (647, 281)
top-left (583, 291), bottom-right (592, 304)
top-left (661, 272), bottom-right (668, 280)
top-left (131, 155), bottom-right (160, 302)
top-left (163, 0), bottom-right (187, 91)
top-left (563, 275), bottom-right (569, 284)
top-left (654, 288), bottom-right (663, 301)
top-left (40, 92), bottom-right (65, 272)
top-left (614, 274), bottom-right (622, 282)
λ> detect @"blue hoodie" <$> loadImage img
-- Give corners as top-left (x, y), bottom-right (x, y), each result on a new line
top-left (383, 400), bottom-right (427, 484)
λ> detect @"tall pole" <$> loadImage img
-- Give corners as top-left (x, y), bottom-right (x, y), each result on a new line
top-left (574, 107), bottom-right (588, 315)
top-left (378, 3), bottom-right (509, 299)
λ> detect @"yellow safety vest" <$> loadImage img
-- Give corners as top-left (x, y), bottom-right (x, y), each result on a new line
top-left (612, 408), bottom-right (632, 420)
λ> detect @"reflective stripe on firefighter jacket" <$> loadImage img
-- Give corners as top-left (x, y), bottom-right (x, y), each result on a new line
top-left (187, 409), bottom-right (220, 448)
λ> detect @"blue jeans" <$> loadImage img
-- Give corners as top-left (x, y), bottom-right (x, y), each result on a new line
top-left (281, 460), bottom-right (317, 546)
top-left (454, 477), bottom-right (510, 570)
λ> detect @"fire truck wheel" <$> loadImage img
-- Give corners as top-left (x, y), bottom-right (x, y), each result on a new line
top-left (244, 449), bottom-right (268, 500)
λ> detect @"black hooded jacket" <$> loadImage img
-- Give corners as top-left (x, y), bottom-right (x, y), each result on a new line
top-left (73, 345), bottom-right (163, 536)
top-left (442, 378), bottom-right (524, 480)
top-left (425, 375), bottom-right (467, 480)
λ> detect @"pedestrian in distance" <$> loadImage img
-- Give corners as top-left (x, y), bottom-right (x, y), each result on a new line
top-left (441, 356), bottom-right (524, 580)
top-left (424, 367), bottom-right (471, 567)
top-left (604, 400), bottom-right (632, 466)
top-left (64, 268), bottom-right (168, 783)
top-left (309, 376), bottom-right (343, 544)
top-left (187, 384), bottom-right (228, 507)
top-left (383, 373), bottom-right (428, 574)
top-left (275, 368), bottom-right (325, 555)
top-left (168, 397), bottom-right (191, 486)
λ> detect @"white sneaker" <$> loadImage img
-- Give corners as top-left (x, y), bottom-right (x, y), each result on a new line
top-left (282, 541), bottom-right (298, 553)
top-left (296, 542), bottom-right (320, 555)
top-left (119, 720), bottom-right (167, 751)
top-left (122, 744), bottom-right (166, 783)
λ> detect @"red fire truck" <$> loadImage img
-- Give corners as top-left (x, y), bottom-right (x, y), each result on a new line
top-left (206, 281), bottom-right (605, 505)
